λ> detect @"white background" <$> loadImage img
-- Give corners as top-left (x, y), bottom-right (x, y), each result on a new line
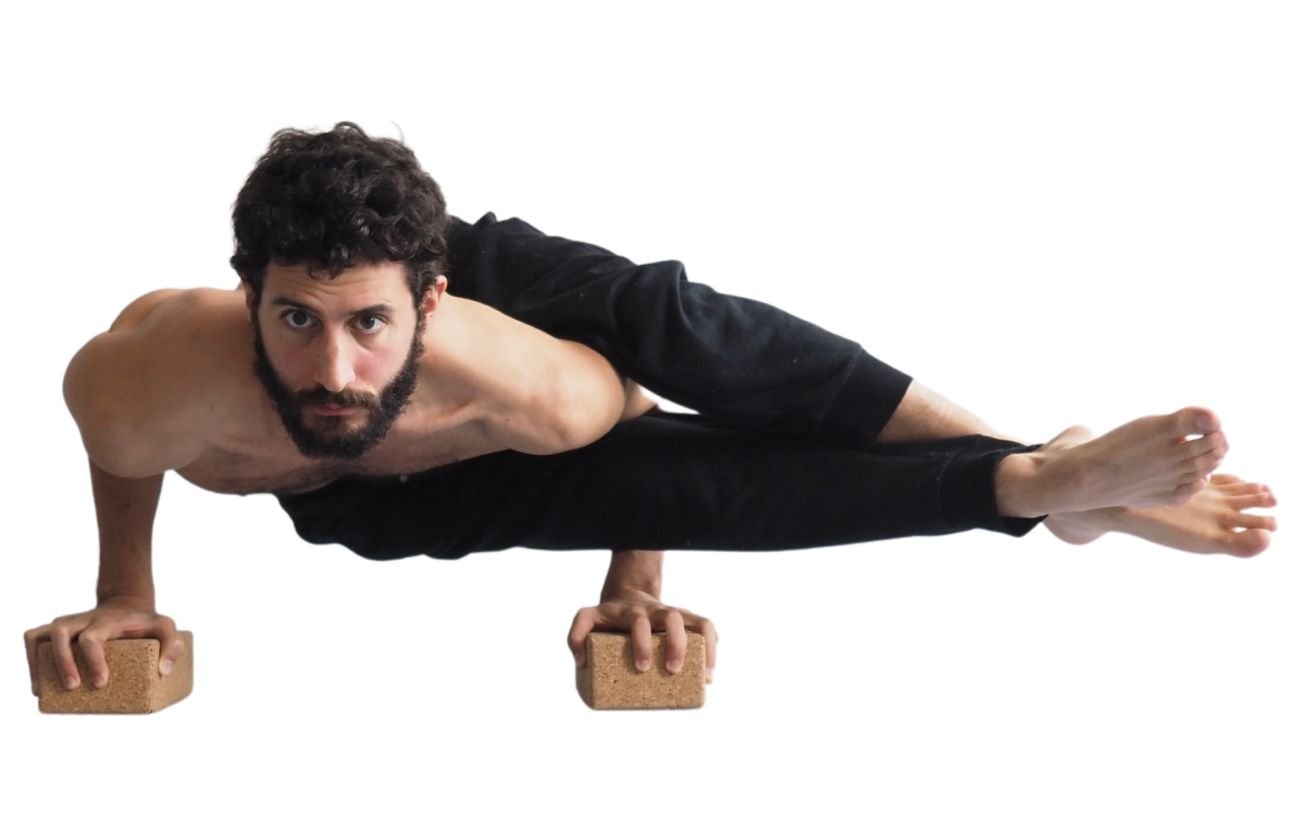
top-left (3, 1), bottom-right (1294, 814)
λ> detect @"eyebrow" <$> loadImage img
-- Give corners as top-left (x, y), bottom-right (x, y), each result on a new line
top-left (270, 296), bottom-right (397, 318)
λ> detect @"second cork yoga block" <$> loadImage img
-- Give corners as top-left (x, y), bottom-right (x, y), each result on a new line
top-left (577, 631), bottom-right (706, 710)
top-left (36, 631), bottom-right (193, 714)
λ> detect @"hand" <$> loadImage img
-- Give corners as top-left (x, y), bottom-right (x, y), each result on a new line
top-left (568, 587), bottom-right (718, 683)
top-left (23, 595), bottom-right (186, 695)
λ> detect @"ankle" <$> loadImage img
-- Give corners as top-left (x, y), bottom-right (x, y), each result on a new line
top-left (994, 452), bottom-right (1047, 518)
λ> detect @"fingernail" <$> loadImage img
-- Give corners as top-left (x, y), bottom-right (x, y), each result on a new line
top-left (93, 675), bottom-right (106, 689)
top-left (1199, 416), bottom-right (1215, 432)
top-left (667, 659), bottom-right (682, 673)
top-left (160, 658), bottom-right (174, 676)
top-left (65, 675), bottom-right (79, 690)
top-left (636, 658), bottom-right (650, 672)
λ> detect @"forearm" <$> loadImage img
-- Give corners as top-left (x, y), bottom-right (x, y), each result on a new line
top-left (601, 549), bottom-right (663, 600)
top-left (89, 458), bottom-right (163, 606)
top-left (616, 377), bottom-right (659, 423)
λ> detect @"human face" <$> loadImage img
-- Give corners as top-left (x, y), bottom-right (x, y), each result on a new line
top-left (247, 261), bottom-right (437, 460)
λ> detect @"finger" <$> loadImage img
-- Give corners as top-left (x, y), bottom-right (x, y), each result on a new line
top-left (686, 616), bottom-right (719, 684)
top-left (23, 625), bottom-right (50, 696)
top-left (568, 607), bottom-right (599, 669)
top-left (76, 628), bottom-right (111, 690)
top-left (49, 624), bottom-right (81, 690)
top-left (632, 614), bottom-right (653, 672)
top-left (659, 609), bottom-right (687, 674)
top-left (154, 616), bottom-right (184, 676)
top-left (79, 610), bottom-right (155, 688)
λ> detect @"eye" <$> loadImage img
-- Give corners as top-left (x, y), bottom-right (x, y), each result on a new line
top-left (356, 314), bottom-right (387, 333)
top-left (281, 309), bottom-right (315, 330)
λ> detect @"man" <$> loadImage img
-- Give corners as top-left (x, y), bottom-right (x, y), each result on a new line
top-left (24, 122), bottom-right (1278, 698)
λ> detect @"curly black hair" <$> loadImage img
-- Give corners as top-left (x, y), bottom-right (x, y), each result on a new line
top-left (229, 121), bottom-right (449, 308)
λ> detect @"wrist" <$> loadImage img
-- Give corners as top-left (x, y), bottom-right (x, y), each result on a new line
top-left (602, 550), bottom-right (663, 600)
top-left (97, 586), bottom-right (156, 609)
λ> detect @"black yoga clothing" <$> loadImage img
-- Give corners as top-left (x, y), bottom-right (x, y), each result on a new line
top-left (274, 213), bottom-right (1047, 560)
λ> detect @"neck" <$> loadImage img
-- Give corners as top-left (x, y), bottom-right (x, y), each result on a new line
top-left (400, 294), bottom-right (487, 431)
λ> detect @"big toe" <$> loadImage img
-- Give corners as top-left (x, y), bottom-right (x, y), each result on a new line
top-left (1227, 528), bottom-right (1271, 558)
top-left (1175, 406), bottom-right (1219, 437)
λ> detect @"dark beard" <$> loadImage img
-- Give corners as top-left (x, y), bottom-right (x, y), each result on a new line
top-left (250, 312), bottom-right (426, 460)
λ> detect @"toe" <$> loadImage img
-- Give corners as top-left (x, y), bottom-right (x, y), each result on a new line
top-left (1228, 492), bottom-right (1274, 511)
top-left (1176, 406), bottom-right (1219, 437)
top-left (1181, 430), bottom-right (1228, 461)
top-left (1222, 481), bottom-right (1265, 495)
top-left (1183, 447), bottom-right (1226, 479)
top-left (1226, 528), bottom-right (1270, 558)
top-left (1232, 512), bottom-right (1277, 531)
top-left (1170, 477), bottom-right (1208, 506)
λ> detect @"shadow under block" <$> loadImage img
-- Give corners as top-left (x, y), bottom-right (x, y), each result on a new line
top-left (37, 632), bottom-right (193, 714)
top-left (577, 631), bottom-right (706, 710)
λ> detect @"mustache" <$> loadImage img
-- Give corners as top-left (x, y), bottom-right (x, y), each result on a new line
top-left (295, 388), bottom-right (375, 409)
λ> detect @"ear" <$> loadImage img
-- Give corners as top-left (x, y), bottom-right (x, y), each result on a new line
top-left (242, 282), bottom-right (255, 311)
top-left (420, 275), bottom-right (448, 317)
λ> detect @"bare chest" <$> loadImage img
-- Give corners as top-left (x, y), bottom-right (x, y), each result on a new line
top-left (174, 421), bottom-right (509, 496)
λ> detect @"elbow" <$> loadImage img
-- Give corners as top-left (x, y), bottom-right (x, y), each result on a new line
top-left (553, 402), bottom-right (605, 452)
top-left (551, 386), bottom-right (623, 452)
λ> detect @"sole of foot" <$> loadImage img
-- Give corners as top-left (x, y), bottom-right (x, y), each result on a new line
top-left (1044, 473), bottom-right (1278, 557)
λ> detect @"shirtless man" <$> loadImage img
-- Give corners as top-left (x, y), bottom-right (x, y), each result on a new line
top-left (23, 122), bottom-right (1278, 699)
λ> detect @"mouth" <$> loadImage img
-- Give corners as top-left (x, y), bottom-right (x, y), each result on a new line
top-left (311, 404), bottom-right (362, 416)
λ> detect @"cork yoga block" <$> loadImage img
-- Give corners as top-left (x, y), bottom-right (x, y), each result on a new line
top-left (577, 631), bottom-right (706, 710)
top-left (36, 631), bottom-right (193, 714)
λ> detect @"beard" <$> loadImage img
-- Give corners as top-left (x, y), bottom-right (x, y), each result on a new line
top-left (250, 312), bottom-right (426, 460)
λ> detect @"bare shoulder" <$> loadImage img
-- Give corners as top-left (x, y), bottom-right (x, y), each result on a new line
top-left (436, 295), bottom-right (629, 454)
top-left (65, 287), bottom-right (251, 476)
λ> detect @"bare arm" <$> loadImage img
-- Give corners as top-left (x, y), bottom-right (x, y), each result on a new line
top-left (601, 549), bottom-right (663, 600)
top-left (23, 290), bottom-right (200, 694)
top-left (69, 288), bottom-right (196, 598)
top-left (448, 297), bottom-right (645, 454)
top-left (90, 459), bottom-right (163, 606)
top-left (23, 459), bottom-right (183, 692)
top-left (62, 289), bottom-right (216, 476)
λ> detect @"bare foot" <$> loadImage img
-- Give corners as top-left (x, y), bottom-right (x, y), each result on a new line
top-left (1042, 474), bottom-right (1278, 557)
top-left (997, 407), bottom-right (1229, 517)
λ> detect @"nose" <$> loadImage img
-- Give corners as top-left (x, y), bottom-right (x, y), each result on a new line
top-left (315, 329), bottom-right (357, 393)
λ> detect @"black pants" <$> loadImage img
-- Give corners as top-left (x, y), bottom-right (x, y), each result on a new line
top-left (276, 409), bottom-right (1045, 561)
top-left (274, 213), bottom-right (1049, 560)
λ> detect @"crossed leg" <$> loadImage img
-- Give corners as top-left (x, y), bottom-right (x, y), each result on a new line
top-left (875, 379), bottom-right (1278, 557)
top-left (277, 410), bottom-right (1051, 561)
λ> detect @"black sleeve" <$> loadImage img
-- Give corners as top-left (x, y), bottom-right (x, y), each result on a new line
top-left (445, 211), bottom-right (913, 448)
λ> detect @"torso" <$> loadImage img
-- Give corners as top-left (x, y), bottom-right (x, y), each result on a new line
top-left (155, 289), bottom-right (540, 496)
top-left (174, 421), bottom-right (508, 496)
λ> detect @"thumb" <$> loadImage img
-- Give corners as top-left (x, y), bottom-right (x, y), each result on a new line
top-left (153, 618), bottom-right (185, 676)
top-left (568, 607), bottom-right (601, 668)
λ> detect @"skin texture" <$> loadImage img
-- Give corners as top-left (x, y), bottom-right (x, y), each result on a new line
top-left (27, 261), bottom-right (714, 696)
top-left (248, 281), bottom-right (428, 460)
top-left (26, 263), bottom-right (1276, 695)
top-left (246, 263), bottom-right (455, 464)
